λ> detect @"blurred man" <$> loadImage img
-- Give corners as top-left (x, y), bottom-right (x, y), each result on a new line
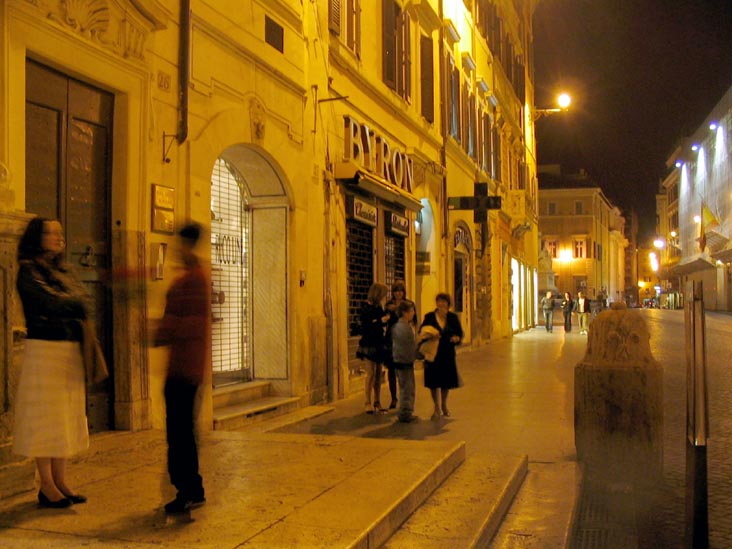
top-left (576, 291), bottom-right (590, 335)
top-left (154, 222), bottom-right (210, 514)
top-left (540, 291), bottom-right (554, 333)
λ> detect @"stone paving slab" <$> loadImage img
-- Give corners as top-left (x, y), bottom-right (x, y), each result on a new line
top-left (384, 453), bottom-right (528, 548)
top-left (0, 429), bottom-right (468, 549)
top-left (490, 461), bottom-right (581, 548)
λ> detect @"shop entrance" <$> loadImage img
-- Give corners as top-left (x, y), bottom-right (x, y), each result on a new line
top-left (454, 224), bottom-right (473, 344)
top-left (25, 59), bottom-right (114, 432)
top-left (209, 146), bottom-right (290, 387)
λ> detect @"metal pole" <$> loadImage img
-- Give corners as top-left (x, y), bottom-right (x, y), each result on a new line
top-left (685, 280), bottom-right (709, 548)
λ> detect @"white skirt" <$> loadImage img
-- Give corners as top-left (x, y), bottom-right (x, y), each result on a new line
top-left (13, 339), bottom-right (89, 457)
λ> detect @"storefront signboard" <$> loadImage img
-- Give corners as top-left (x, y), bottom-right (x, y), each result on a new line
top-left (343, 115), bottom-right (414, 194)
top-left (348, 195), bottom-right (378, 227)
top-left (386, 211), bottom-right (409, 236)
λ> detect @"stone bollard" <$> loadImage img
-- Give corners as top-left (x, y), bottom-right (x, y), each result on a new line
top-left (574, 302), bottom-right (663, 487)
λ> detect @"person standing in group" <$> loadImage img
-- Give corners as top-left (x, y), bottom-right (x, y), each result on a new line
top-left (561, 292), bottom-right (575, 333)
top-left (420, 293), bottom-right (463, 421)
top-left (356, 282), bottom-right (390, 414)
top-left (576, 291), bottom-right (591, 335)
top-left (13, 217), bottom-right (92, 508)
top-left (154, 222), bottom-right (210, 514)
top-left (389, 300), bottom-right (419, 423)
top-left (540, 291), bottom-right (554, 332)
top-left (385, 280), bottom-right (416, 410)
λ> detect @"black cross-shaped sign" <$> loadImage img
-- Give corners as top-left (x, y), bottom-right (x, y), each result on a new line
top-left (447, 183), bottom-right (501, 223)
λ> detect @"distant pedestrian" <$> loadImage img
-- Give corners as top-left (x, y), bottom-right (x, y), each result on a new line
top-left (390, 301), bottom-right (419, 423)
top-left (154, 222), bottom-right (210, 514)
top-left (540, 291), bottom-right (554, 332)
top-left (576, 291), bottom-right (591, 335)
top-left (385, 280), bottom-right (416, 410)
top-left (13, 217), bottom-right (96, 508)
top-left (420, 293), bottom-right (463, 420)
top-left (356, 283), bottom-right (390, 414)
top-left (561, 292), bottom-right (576, 332)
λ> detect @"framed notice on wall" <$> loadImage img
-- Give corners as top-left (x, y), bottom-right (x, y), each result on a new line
top-left (152, 184), bottom-right (175, 233)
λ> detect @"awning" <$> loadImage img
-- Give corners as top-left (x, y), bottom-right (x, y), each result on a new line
top-left (670, 255), bottom-right (717, 275)
top-left (712, 247), bottom-right (732, 263)
top-left (334, 162), bottom-right (423, 212)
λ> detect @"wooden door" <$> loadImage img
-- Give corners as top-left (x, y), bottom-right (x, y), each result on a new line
top-left (25, 59), bottom-right (114, 432)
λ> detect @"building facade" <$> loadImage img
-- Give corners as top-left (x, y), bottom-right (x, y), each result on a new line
top-left (659, 85), bottom-right (732, 311)
top-left (538, 170), bottom-right (627, 304)
top-left (0, 0), bottom-right (541, 494)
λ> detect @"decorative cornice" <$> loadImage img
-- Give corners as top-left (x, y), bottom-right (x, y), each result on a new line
top-left (23, 0), bottom-right (164, 62)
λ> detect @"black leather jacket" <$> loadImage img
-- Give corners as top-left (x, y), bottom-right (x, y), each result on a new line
top-left (17, 261), bottom-right (87, 342)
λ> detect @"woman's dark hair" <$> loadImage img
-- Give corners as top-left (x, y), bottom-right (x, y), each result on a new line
top-left (391, 279), bottom-right (406, 294)
top-left (435, 292), bottom-right (452, 307)
top-left (18, 217), bottom-right (51, 261)
top-left (565, 292), bottom-right (572, 299)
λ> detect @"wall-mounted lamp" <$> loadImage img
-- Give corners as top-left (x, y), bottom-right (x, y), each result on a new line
top-left (709, 122), bottom-right (718, 131)
top-left (534, 93), bottom-right (571, 121)
top-left (691, 144), bottom-right (699, 152)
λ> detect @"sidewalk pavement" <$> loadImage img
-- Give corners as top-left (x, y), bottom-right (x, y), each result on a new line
top-left (0, 326), bottom-right (586, 548)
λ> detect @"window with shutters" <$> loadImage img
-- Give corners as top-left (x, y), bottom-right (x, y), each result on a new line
top-left (574, 238), bottom-right (586, 259)
top-left (481, 111), bottom-right (492, 175)
top-left (461, 82), bottom-right (469, 151)
top-left (329, 0), bottom-right (361, 57)
top-left (450, 61), bottom-right (461, 141)
top-left (382, 0), bottom-right (411, 101)
top-left (492, 124), bottom-right (501, 181)
top-left (468, 93), bottom-right (477, 160)
top-left (420, 35), bottom-right (434, 123)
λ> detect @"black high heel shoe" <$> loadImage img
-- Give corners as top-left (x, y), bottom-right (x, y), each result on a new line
top-left (38, 490), bottom-right (72, 509)
top-left (61, 492), bottom-right (87, 504)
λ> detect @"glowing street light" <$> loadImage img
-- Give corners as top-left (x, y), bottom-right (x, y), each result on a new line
top-left (534, 92), bottom-right (572, 120)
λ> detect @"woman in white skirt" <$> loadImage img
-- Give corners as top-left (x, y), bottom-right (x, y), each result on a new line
top-left (14, 217), bottom-right (90, 508)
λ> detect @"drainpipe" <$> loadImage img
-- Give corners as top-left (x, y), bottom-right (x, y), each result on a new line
top-left (177, 0), bottom-right (191, 144)
top-left (438, 0), bottom-right (449, 285)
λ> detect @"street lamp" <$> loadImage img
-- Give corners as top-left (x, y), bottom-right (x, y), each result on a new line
top-left (534, 93), bottom-right (572, 120)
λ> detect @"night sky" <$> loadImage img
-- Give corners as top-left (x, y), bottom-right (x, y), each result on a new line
top-left (533, 0), bottom-right (732, 239)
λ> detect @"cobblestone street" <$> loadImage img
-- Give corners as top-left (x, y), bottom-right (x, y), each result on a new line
top-left (572, 309), bottom-right (732, 548)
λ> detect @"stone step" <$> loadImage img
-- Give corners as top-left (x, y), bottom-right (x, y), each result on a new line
top-left (212, 380), bottom-right (271, 409)
top-left (238, 438), bottom-right (467, 548)
top-left (383, 454), bottom-right (528, 548)
top-left (490, 461), bottom-right (581, 548)
top-left (213, 396), bottom-right (301, 430)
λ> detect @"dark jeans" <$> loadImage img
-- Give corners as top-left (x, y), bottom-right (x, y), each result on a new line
top-left (165, 378), bottom-right (204, 501)
top-left (394, 364), bottom-right (415, 420)
top-left (387, 364), bottom-right (398, 402)
top-left (543, 309), bottom-right (554, 331)
top-left (563, 312), bottom-right (572, 331)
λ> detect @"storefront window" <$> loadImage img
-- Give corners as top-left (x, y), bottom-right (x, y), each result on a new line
top-left (346, 219), bottom-right (374, 336)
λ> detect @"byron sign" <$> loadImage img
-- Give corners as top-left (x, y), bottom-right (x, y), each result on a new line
top-left (343, 115), bottom-right (414, 194)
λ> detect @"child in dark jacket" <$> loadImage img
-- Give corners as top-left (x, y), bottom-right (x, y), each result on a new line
top-left (389, 301), bottom-right (418, 422)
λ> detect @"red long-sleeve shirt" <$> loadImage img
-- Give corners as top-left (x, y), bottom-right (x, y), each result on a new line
top-left (155, 258), bottom-right (210, 385)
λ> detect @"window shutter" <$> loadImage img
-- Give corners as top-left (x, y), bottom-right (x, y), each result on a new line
top-left (329, 0), bottom-right (341, 35)
top-left (382, 0), bottom-right (396, 90)
top-left (442, 53), bottom-right (451, 134)
top-left (403, 10), bottom-right (411, 101)
top-left (354, 0), bottom-right (361, 57)
top-left (420, 35), bottom-right (434, 123)
top-left (346, 0), bottom-right (361, 56)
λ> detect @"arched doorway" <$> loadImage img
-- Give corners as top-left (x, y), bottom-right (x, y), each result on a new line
top-left (209, 145), bottom-right (290, 387)
top-left (453, 223), bottom-right (473, 345)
